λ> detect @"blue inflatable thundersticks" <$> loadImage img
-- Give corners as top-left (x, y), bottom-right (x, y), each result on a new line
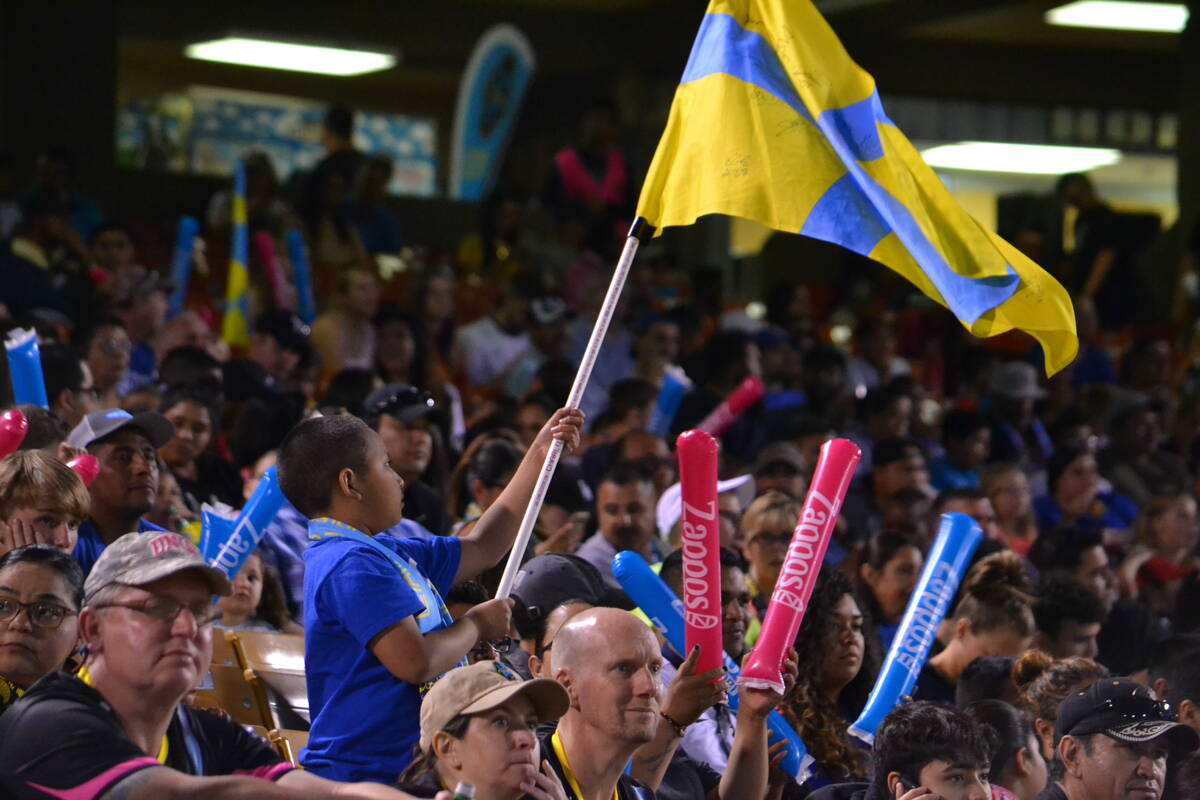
top-left (201, 465), bottom-right (286, 580)
top-left (847, 512), bottom-right (983, 744)
top-left (5, 328), bottom-right (48, 409)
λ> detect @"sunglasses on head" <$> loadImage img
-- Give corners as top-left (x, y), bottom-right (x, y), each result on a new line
top-left (1094, 695), bottom-right (1174, 722)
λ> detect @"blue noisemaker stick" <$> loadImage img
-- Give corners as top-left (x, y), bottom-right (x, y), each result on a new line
top-left (847, 512), bottom-right (983, 744)
top-left (613, 550), bottom-right (813, 783)
top-left (647, 366), bottom-right (691, 437)
top-left (286, 230), bottom-right (317, 325)
top-left (4, 328), bottom-right (48, 409)
top-left (166, 216), bottom-right (200, 318)
top-left (201, 466), bottom-right (286, 580)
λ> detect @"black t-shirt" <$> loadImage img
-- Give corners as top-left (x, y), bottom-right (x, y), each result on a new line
top-left (0, 672), bottom-right (293, 799)
top-left (913, 662), bottom-right (957, 706)
top-left (538, 729), bottom-right (655, 800)
top-left (404, 480), bottom-right (453, 537)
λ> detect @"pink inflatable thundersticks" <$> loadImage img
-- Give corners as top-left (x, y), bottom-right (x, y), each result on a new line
top-left (677, 430), bottom-right (723, 675)
top-left (738, 438), bottom-right (861, 693)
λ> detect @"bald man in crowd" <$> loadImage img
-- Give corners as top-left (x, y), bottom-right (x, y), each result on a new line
top-left (547, 607), bottom-right (782, 800)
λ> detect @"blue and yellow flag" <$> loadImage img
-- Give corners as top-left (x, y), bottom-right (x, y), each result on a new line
top-left (221, 159), bottom-right (251, 348)
top-left (636, 0), bottom-right (1078, 375)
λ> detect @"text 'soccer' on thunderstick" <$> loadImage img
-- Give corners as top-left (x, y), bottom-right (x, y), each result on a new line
top-left (739, 438), bottom-right (861, 694)
top-left (848, 512), bottom-right (983, 743)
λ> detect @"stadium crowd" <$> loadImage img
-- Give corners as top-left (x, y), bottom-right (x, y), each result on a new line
top-left (0, 103), bottom-right (1199, 800)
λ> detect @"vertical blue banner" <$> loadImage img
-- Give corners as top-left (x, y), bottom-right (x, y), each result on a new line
top-left (286, 230), bottom-right (316, 325)
top-left (448, 24), bottom-right (536, 201)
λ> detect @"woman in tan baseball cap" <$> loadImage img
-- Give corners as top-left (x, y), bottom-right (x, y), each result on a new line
top-left (397, 660), bottom-right (570, 800)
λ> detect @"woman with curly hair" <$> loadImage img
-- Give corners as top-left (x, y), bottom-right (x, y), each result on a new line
top-left (1011, 649), bottom-right (1109, 763)
top-left (781, 569), bottom-right (881, 792)
top-left (915, 550), bottom-right (1036, 705)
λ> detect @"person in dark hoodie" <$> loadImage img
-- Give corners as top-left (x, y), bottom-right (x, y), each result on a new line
top-left (809, 700), bottom-right (995, 800)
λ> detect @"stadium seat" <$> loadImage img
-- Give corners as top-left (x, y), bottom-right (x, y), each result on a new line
top-left (269, 728), bottom-right (309, 766)
top-left (231, 631), bottom-right (310, 728)
top-left (193, 663), bottom-right (274, 729)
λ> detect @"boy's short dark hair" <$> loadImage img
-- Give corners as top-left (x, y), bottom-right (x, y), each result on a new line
top-left (1034, 576), bottom-right (1106, 639)
top-left (278, 415), bottom-right (373, 518)
top-left (872, 701), bottom-right (996, 789)
top-left (956, 655), bottom-right (1016, 708)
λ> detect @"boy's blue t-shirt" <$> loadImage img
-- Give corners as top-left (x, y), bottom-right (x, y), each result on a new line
top-left (300, 519), bottom-right (461, 784)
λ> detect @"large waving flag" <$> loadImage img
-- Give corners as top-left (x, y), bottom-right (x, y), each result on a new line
top-left (221, 159), bottom-right (251, 348)
top-left (637, 0), bottom-right (1078, 374)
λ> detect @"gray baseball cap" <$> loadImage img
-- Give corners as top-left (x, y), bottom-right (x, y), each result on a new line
top-left (84, 531), bottom-right (232, 602)
top-left (68, 409), bottom-right (175, 450)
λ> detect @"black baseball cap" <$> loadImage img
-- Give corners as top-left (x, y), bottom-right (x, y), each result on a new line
top-left (67, 409), bottom-right (174, 450)
top-left (511, 554), bottom-right (634, 619)
top-left (255, 310), bottom-right (311, 353)
top-left (1055, 678), bottom-right (1199, 758)
top-left (364, 383), bottom-right (436, 423)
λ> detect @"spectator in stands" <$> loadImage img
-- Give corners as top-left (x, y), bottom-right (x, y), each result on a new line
top-left (67, 409), bottom-right (174, 576)
top-left (450, 435), bottom-right (524, 525)
top-left (455, 272), bottom-right (539, 390)
top-left (1029, 527), bottom-right (1119, 615)
top-left (99, 266), bottom-right (172, 395)
top-left (78, 316), bottom-right (131, 409)
top-left (39, 341), bottom-right (97, 430)
top-left (1164, 641), bottom-right (1200, 735)
top-left (674, 330), bottom-right (764, 463)
top-left (842, 437), bottom-right (931, 545)
top-left (917, 552), bottom-right (1036, 705)
top-left (856, 531), bottom-right (923, 652)
top-left (0, 531), bottom-right (434, 798)
top-left (157, 388), bottom-right (242, 512)
top-left (633, 315), bottom-right (681, 387)
top-left (348, 154), bottom-right (403, 257)
top-left (782, 569), bottom-right (879, 791)
top-left (930, 409), bottom-right (991, 491)
top-left (984, 462), bottom-right (1038, 555)
top-left (312, 267), bottom-right (381, 379)
top-left (310, 105), bottom-right (366, 210)
top-left (612, 429), bottom-right (676, 498)
top-left (751, 442), bottom-right (807, 500)
top-left (363, 383), bottom-right (452, 537)
top-left (847, 381), bottom-right (914, 479)
top-left (12, 404), bottom-right (68, 453)
top-left (810, 700), bottom-right (996, 800)
top-left (934, 488), bottom-right (1001, 542)
top-left (1034, 445), bottom-right (1137, 537)
top-left (248, 310), bottom-right (311, 389)
top-left (800, 344), bottom-right (851, 427)
top-left (1032, 577), bottom-right (1105, 660)
top-left (245, 450), bottom-right (310, 616)
top-left (847, 316), bottom-right (910, 397)
top-left (576, 461), bottom-right (659, 591)
top-left (1119, 494), bottom-right (1199, 618)
top-left (525, 599), bottom-right (592, 681)
top-left (0, 450), bottom-right (89, 558)
top-left (88, 221), bottom-right (137, 277)
top-left (549, 606), bottom-right (781, 800)
top-left (1012, 651), bottom-right (1110, 762)
top-left (397, 660), bottom-right (571, 799)
top-left (0, 189), bottom-right (77, 315)
top-left (26, 147), bottom-right (103, 240)
top-left (1036, 677), bottom-right (1197, 800)
top-left (0, 546), bottom-right (82, 717)
top-left (1099, 397), bottom-right (1189, 507)
top-left (375, 307), bottom-right (426, 390)
top-left (956, 656), bottom-right (1019, 708)
top-left (740, 490), bottom-right (799, 616)
top-left (277, 407), bottom-right (581, 783)
top-left (215, 550), bottom-right (301, 634)
top-left (987, 362), bottom-right (1053, 488)
top-left (966, 700), bottom-right (1048, 800)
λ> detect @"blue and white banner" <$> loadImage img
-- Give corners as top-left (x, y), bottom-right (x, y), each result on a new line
top-left (448, 24), bottom-right (535, 201)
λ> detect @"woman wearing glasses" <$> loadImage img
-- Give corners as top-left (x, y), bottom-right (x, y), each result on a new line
top-left (0, 545), bottom-right (83, 717)
top-left (740, 491), bottom-right (801, 619)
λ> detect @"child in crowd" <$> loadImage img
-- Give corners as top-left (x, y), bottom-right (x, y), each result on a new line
top-left (0, 450), bottom-right (89, 558)
top-left (216, 549), bottom-right (302, 634)
top-left (277, 407), bottom-right (581, 784)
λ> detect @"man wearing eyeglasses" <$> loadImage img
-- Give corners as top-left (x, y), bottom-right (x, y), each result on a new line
top-left (1033, 677), bottom-right (1199, 800)
top-left (0, 531), bottom-right (445, 799)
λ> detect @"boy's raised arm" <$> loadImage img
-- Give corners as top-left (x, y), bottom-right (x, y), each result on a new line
top-left (367, 598), bottom-right (512, 684)
top-left (455, 407), bottom-right (584, 582)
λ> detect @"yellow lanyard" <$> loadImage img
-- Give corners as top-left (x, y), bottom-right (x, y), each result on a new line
top-left (550, 730), bottom-right (619, 800)
top-left (77, 665), bottom-right (170, 764)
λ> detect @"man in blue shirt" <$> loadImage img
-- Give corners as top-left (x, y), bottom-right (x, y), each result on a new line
top-left (67, 409), bottom-right (174, 576)
top-left (277, 407), bottom-right (582, 784)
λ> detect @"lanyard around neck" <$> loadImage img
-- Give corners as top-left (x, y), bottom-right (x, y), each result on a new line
top-left (550, 729), bottom-right (618, 800)
top-left (77, 665), bottom-right (169, 764)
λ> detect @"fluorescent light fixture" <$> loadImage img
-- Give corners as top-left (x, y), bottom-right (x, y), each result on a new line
top-left (1045, 1), bottom-right (1188, 33)
top-left (921, 142), bottom-right (1122, 175)
top-left (185, 37), bottom-right (396, 76)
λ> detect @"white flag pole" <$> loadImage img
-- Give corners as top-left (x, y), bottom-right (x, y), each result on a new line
top-left (494, 218), bottom-right (651, 599)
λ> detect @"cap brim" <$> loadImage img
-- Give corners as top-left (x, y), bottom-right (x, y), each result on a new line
top-left (102, 560), bottom-right (232, 599)
top-left (460, 677), bottom-right (570, 724)
top-left (130, 412), bottom-right (176, 448)
top-left (1106, 720), bottom-right (1200, 756)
